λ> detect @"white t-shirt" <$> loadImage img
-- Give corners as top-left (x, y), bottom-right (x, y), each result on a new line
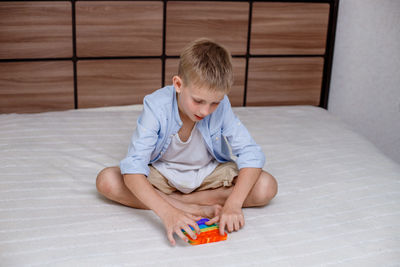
top-left (152, 125), bottom-right (218, 193)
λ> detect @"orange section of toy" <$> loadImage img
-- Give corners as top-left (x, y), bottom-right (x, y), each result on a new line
top-left (187, 228), bottom-right (228, 245)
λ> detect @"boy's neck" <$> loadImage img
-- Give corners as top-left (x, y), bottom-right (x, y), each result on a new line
top-left (176, 92), bottom-right (195, 128)
top-left (178, 108), bottom-right (195, 127)
top-left (177, 108), bottom-right (196, 142)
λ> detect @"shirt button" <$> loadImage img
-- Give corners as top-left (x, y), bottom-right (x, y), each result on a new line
top-left (216, 137), bottom-right (219, 140)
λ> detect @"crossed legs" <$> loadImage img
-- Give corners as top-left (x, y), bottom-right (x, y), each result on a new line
top-left (96, 166), bottom-right (277, 217)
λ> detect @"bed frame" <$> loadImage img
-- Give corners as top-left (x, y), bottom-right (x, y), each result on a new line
top-left (0, 0), bottom-right (339, 113)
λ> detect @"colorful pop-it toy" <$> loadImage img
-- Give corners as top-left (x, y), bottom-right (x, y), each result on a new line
top-left (182, 218), bottom-right (228, 245)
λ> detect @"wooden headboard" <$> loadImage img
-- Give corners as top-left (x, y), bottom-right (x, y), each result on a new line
top-left (0, 0), bottom-right (339, 114)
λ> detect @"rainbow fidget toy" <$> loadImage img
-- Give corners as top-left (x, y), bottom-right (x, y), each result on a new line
top-left (183, 218), bottom-right (228, 245)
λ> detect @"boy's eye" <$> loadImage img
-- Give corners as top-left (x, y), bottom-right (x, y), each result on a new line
top-left (193, 98), bottom-right (220, 105)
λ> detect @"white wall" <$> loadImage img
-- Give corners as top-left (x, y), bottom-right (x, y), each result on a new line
top-left (329, 0), bottom-right (400, 163)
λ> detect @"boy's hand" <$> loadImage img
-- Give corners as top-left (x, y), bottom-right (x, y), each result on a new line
top-left (160, 207), bottom-right (201, 246)
top-left (206, 204), bottom-right (244, 236)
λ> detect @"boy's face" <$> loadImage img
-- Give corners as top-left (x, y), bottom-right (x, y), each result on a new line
top-left (173, 76), bottom-right (225, 123)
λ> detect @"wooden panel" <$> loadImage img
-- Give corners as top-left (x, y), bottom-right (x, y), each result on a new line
top-left (166, 2), bottom-right (249, 56)
top-left (0, 61), bottom-right (74, 113)
top-left (251, 3), bottom-right (329, 55)
top-left (164, 59), bottom-right (178, 86)
top-left (164, 58), bottom-right (245, 106)
top-left (77, 59), bottom-right (161, 108)
top-left (247, 58), bottom-right (324, 106)
top-left (0, 2), bottom-right (72, 59)
top-left (76, 1), bottom-right (163, 57)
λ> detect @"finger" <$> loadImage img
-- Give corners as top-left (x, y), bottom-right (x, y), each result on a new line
top-left (185, 217), bottom-right (200, 234)
top-left (189, 220), bottom-right (201, 235)
top-left (206, 216), bottom-right (219, 225)
top-left (186, 215), bottom-right (201, 234)
top-left (167, 230), bottom-right (176, 246)
top-left (182, 224), bottom-right (197, 240)
top-left (239, 216), bottom-right (245, 229)
top-left (219, 217), bottom-right (226, 236)
top-left (176, 227), bottom-right (189, 243)
top-left (187, 213), bottom-right (201, 221)
top-left (234, 219), bottom-right (240, 231)
top-left (215, 204), bottom-right (222, 216)
top-left (227, 219), bottom-right (234, 233)
top-left (184, 218), bottom-right (200, 235)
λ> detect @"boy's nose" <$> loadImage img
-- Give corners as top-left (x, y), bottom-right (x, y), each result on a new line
top-left (199, 105), bottom-right (211, 117)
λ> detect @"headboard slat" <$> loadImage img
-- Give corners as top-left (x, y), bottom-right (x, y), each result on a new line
top-left (0, 0), bottom-right (339, 114)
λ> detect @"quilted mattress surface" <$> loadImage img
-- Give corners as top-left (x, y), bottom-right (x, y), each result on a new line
top-left (1, 105), bottom-right (399, 266)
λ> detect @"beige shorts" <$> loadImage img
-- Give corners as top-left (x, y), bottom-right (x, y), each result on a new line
top-left (147, 162), bottom-right (239, 194)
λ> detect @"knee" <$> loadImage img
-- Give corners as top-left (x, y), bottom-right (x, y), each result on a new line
top-left (252, 172), bottom-right (278, 206)
top-left (96, 167), bottom-right (119, 196)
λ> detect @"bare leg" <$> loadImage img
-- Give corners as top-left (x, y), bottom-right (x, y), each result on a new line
top-left (170, 171), bottom-right (278, 207)
top-left (96, 167), bottom-right (221, 218)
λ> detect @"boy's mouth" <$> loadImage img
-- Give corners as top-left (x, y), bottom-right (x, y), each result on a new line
top-left (195, 115), bottom-right (204, 120)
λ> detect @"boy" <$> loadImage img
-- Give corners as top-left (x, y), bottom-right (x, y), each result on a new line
top-left (96, 38), bottom-right (277, 246)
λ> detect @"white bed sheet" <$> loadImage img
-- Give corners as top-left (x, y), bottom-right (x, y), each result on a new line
top-left (1, 105), bottom-right (399, 266)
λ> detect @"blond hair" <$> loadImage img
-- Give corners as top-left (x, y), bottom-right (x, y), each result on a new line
top-left (178, 38), bottom-right (234, 93)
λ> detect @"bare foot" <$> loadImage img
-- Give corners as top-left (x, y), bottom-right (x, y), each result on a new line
top-left (169, 192), bottom-right (185, 201)
top-left (198, 204), bottom-right (222, 219)
top-left (169, 188), bottom-right (232, 206)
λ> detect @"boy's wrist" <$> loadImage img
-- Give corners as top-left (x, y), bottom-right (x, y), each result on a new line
top-left (156, 203), bottom-right (177, 219)
top-left (123, 173), bottom-right (175, 219)
top-left (226, 167), bottom-right (262, 208)
top-left (224, 197), bottom-right (243, 209)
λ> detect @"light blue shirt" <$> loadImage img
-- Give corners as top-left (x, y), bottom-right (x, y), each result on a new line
top-left (120, 85), bottom-right (265, 176)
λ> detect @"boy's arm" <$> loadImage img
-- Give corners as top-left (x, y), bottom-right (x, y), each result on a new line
top-left (123, 174), bottom-right (200, 245)
top-left (207, 167), bottom-right (261, 235)
top-left (219, 96), bottom-right (265, 170)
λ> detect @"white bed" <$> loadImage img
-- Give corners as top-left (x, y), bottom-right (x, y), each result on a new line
top-left (1, 105), bottom-right (399, 266)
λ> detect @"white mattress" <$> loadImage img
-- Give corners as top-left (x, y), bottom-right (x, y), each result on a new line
top-left (1, 105), bottom-right (399, 266)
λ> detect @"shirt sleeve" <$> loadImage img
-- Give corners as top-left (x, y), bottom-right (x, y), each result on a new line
top-left (221, 96), bottom-right (266, 169)
top-left (120, 96), bottom-right (160, 176)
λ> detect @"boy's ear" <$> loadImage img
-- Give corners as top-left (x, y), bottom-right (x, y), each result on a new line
top-left (173, 75), bottom-right (183, 93)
